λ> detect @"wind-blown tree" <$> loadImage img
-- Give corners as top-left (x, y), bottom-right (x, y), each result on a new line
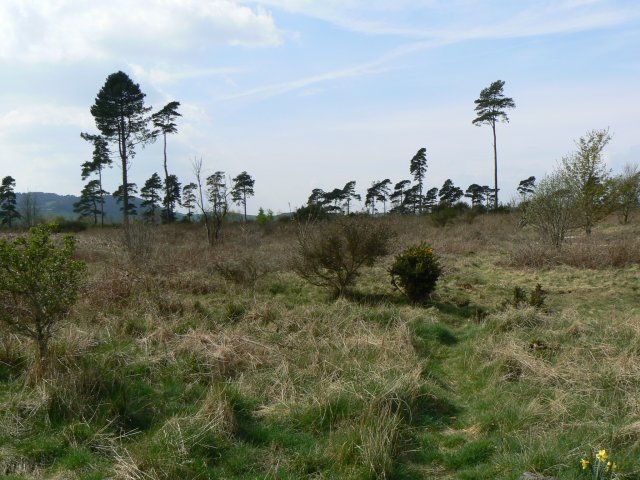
top-left (88, 71), bottom-right (152, 235)
top-left (230, 171), bottom-right (255, 221)
top-left (438, 179), bottom-right (463, 207)
top-left (561, 128), bottom-right (612, 235)
top-left (162, 174), bottom-right (181, 223)
top-left (341, 181), bottom-right (360, 215)
top-left (79, 133), bottom-right (112, 227)
top-left (375, 179), bottom-right (392, 214)
top-left (324, 188), bottom-right (345, 214)
top-left (113, 183), bottom-right (138, 217)
top-left (152, 101), bottom-right (181, 223)
top-left (402, 184), bottom-right (421, 214)
top-left (308, 188), bottom-right (327, 207)
top-left (481, 186), bottom-right (494, 209)
top-left (424, 187), bottom-right (439, 213)
top-left (140, 173), bottom-right (163, 222)
top-left (207, 171), bottom-right (229, 243)
top-left (465, 183), bottom-right (486, 207)
top-left (365, 182), bottom-right (380, 215)
top-left (390, 180), bottom-right (411, 212)
top-left (472, 80), bottom-right (515, 209)
top-left (517, 176), bottom-right (536, 202)
top-left (73, 180), bottom-right (103, 224)
top-left (410, 148), bottom-right (428, 213)
top-left (182, 182), bottom-right (197, 222)
top-left (0, 176), bottom-right (20, 227)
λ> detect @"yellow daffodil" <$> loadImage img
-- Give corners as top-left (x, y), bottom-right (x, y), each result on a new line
top-left (607, 460), bottom-right (612, 471)
top-left (581, 458), bottom-right (590, 470)
top-left (596, 449), bottom-right (608, 462)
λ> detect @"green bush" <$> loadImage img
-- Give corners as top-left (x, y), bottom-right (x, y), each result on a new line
top-left (389, 243), bottom-right (442, 303)
top-left (0, 225), bottom-right (85, 378)
top-left (293, 217), bottom-right (393, 297)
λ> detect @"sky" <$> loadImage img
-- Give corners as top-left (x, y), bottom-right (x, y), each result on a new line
top-left (0, 0), bottom-right (638, 214)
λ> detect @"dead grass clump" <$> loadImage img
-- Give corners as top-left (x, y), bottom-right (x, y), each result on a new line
top-left (486, 306), bottom-right (546, 332)
top-left (355, 404), bottom-right (403, 478)
top-left (82, 266), bottom-right (138, 310)
top-left (0, 451), bottom-right (42, 479)
top-left (0, 332), bottom-right (28, 378)
top-left (172, 330), bottom-right (275, 380)
top-left (509, 233), bottom-right (640, 268)
top-left (487, 338), bottom-right (566, 386)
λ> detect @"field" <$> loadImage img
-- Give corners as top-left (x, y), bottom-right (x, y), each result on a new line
top-left (1, 213), bottom-right (639, 479)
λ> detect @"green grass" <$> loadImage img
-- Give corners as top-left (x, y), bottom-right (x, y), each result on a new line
top-left (1, 218), bottom-right (639, 478)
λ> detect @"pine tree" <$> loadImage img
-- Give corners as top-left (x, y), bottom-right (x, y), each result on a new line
top-left (140, 173), bottom-right (163, 222)
top-left (0, 176), bottom-right (20, 227)
top-left (162, 174), bottom-right (182, 223)
top-left (79, 133), bottom-right (112, 227)
top-left (74, 180), bottom-right (104, 224)
top-left (152, 101), bottom-right (181, 223)
top-left (473, 80), bottom-right (515, 209)
top-left (113, 183), bottom-right (138, 217)
top-left (230, 171), bottom-right (255, 221)
top-left (410, 148), bottom-right (428, 214)
top-left (88, 71), bottom-right (152, 231)
top-left (182, 182), bottom-right (197, 222)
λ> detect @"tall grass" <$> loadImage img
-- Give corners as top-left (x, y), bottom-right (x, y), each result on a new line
top-left (0, 214), bottom-right (638, 478)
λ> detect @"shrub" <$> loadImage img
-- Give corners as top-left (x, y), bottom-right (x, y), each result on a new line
top-left (389, 243), bottom-right (442, 303)
top-left (525, 170), bottom-right (579, 247)
top-left (503, 284), bottom-right (546, 309)
top-left (51, 218), bottom-right (88, 233)
top-left (293, 217), bottom-right (393, 297)
top-left (0, 225), bottom-right (85, 378)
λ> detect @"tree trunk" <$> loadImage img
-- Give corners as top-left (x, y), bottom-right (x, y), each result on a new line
top-left (492, 122), bottom-right (498, 210)
top-left (163, 133), bottom-right (171, 223)
top-left (120, 119), bottom-right (130, 245)
top-left (99, 167), bottom-right (105, 228)
top-left (243, 189), bottom-right (247, 222)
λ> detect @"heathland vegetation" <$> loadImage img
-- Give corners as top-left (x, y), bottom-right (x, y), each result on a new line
top-left (1, 211), bottom-right (639, 479)
top-left (1, 72), bottom-right (640, 479)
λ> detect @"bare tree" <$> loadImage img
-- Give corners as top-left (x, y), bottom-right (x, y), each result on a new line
top-left (192, 158), bottom-right (214, 246)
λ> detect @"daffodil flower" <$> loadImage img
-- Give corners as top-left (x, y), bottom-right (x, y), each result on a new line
top-left (581, 458), bottom-right (590, 470)
top-left (596, 449), bottom-right (608, 462)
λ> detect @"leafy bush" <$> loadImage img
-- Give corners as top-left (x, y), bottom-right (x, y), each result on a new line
top-left (389, 243), bottom-right (442, 303)
top-left (293, 218), bottom-right (393, 297)
top-left (0, 225), bottom-right (85, 378)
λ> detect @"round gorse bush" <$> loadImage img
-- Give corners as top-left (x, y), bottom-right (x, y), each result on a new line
top-left (389, 243), bottom-right (442, 303)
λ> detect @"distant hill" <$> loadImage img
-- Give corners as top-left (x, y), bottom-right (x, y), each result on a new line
top-left (12, 192), bottom-right (278, 223)
top-left (16, 192), bottom-right (144, 223)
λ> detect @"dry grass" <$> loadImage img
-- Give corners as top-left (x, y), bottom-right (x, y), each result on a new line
top-left (2, 214), bottom-right (640, 478)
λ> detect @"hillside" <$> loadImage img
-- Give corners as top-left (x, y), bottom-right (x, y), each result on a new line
top-left (13, 192), bottom-right (257, 223)
top-left (15, 192), bottom-right (143, 222)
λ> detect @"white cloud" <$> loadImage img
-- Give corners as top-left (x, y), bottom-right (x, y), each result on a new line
top-left (219, 57), bottom-right (395, 101)
top-left (249, 0), bottom-right (639, 39)
top-left (128, 63), bottom-right (244, 87)
top-left (0, 0), bottom-right (283, 63)
top-left (0, 105), bottom-right (92, 131)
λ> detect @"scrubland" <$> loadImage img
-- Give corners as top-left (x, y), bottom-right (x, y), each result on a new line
top-left (1, 213), bottom-right (639, 479)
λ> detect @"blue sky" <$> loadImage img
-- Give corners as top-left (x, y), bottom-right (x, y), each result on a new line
top-left (0, 0), bottom-right (638, 214)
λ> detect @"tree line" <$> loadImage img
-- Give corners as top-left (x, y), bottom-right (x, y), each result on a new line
top-left (76, 71), bottom-right (256, 234)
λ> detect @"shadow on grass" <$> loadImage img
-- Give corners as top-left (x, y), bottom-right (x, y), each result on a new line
top-left (429, 300), bottom-right (486, 323)
top-left (342, 290), bottom-right (405, 306)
